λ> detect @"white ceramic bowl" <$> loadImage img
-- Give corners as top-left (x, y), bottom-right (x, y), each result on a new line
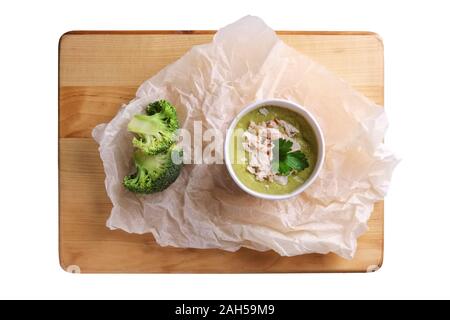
top-left (224, 99), bottom-right (325, 200)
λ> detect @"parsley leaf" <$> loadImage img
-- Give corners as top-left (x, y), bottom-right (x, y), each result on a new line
top-left (272, 160), bottom-right (292, 175)
top-left (272, 138), bottom-right (309, 176)
top-left (286, 151), bottom-right (309, 171)
top-left (274, 138), bottom-right (293, 156)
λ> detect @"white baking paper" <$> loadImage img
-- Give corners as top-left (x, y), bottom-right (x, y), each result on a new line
top-left (92, 16), bottom-right (398, 259)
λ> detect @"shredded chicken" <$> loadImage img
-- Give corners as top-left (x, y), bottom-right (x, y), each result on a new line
top-left (242, 118), bottom-right (301, 184)
top-left (276, 119), bottom-right (299, 137)
top-left (273, 175), bottom-right (288, 185)
top-left (259, 107), bottom-right (269, 116)
top-left (267, 120), bottom-right (278, 128)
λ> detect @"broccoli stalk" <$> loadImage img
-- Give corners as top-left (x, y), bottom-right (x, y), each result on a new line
top-left (123, 145), bottom-right (183, 194)
top-left (128, 100), bottom-right (179, 155)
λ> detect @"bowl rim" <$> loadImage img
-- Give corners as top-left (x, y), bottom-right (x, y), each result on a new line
top-left (224, 98), bottom-right (325, 200)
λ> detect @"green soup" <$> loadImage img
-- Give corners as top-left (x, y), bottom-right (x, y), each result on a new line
top-left (229, 106), bottom-right (317, 195)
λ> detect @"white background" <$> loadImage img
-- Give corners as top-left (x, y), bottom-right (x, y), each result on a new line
top-left (0, 0), bottom-right (449, 299)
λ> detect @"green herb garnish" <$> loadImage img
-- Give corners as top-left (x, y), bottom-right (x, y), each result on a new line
top-left (272, 138), bottom-right (309, 176)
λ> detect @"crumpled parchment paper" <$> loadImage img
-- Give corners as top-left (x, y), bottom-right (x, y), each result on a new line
top-left (92, 16), bottom-right (398, 259)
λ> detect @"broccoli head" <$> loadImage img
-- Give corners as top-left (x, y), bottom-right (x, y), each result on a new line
top-left (128, 100), bottom-right (180, 155)
top-left (123, 145), bottom-right (183, 194)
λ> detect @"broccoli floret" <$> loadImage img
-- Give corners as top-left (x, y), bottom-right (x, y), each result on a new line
top-left (128, 100), bottom-right (180, 155)
top-left (123, 145), bottom-right (183, 194)
top-left (125, 100), bottom-right (183, 194)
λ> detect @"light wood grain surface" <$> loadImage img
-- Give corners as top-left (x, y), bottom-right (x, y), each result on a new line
top-left (59, 31), bottom-right (384, 273)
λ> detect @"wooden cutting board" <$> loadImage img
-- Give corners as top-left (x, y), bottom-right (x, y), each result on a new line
top-left (59, 30), bottom-right (384, 273)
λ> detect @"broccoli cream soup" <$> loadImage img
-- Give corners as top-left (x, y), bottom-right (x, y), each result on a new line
top-left (229, 106), bottom-right (317, 195)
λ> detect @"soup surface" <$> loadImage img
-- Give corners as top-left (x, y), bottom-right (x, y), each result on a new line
top-left (229, 106), bottom-right (317, 195)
